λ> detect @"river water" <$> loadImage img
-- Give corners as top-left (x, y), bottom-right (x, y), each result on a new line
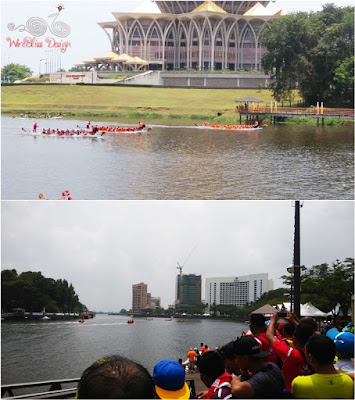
top-left (1, 314), bottom-right (247, 385)
top-left (1, 116), bottom-right (353, 200)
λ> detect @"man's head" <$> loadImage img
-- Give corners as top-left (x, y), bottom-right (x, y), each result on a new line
top-left (300, 317), bottom-right (318, 333)
top-left (153, 360), bottom-right (190, 399)
top-left (326, 328), bottom-right (354, 359)
top-left (305, 334), bottom-right (336, 368)
top-left (199, 351), bottom-right (225, 388)
top-left (282, 322), bottom-right (295, 338)
top-left (76, 355), bottom-right (155, 399)
top-left (293, 322), bottom-right (314, 348)
top-left (219, 341), bottom-right (238, 374)
top-left (249, 314), bottom-right (266, 334)
top-left (233, 336), bottom-right (269, 371)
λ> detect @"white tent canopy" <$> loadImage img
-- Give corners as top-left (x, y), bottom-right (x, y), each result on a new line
top-left (276, 302), bottom-right (328, 317)
top-left (300, 302), bottom-right (328, 317)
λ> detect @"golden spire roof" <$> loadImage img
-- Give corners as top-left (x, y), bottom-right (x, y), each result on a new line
top-left (243, 2), bottom-right (271, 16)
top-left (191, 1), bottom-right (227, 14)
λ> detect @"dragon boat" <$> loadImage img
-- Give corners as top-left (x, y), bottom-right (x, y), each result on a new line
top-left (196, 122), bottom-right (263, 131)
top-left (97, 125), bottom-right (152, 134)
top-left (19, 115), bottom-right (63, 120)
top-left (21, 128), bottom-right (104, 138)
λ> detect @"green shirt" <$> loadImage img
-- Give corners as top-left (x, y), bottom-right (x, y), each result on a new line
top-left (292, 372), bottom-right (354, 399)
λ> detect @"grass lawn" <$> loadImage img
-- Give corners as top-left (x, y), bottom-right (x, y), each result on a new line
top-left (2, 85), bottom-right (299, 123)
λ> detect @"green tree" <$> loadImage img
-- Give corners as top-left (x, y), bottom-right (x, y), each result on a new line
top-left (333, 57), bottom-right (354, 106)
top-left (68, 66), bottom-right (83, 72)
top-left (261, 4), bottom-right (354, 106)
top-left (1, 269), bottom-right (87, 313)
top-left (300, 258), bottom-right (354, 316)
top-left (1, 63), bottom-right (32, 83)
top-left (261, 12), bottom-right (315, 103)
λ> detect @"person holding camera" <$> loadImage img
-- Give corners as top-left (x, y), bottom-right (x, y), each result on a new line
top-left (249, 314), bottom-right (278, 364)
top-left (266, 311), bottom-right (314, 394)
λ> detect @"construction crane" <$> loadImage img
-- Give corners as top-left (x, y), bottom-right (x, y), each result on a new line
top-left (176, 245), bottom-right (197, 303)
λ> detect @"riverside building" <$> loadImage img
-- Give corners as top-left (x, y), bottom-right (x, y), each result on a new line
top-left (131, 282), bottom-right (150, 314)
top-left (175, 273), bottom-right (202, 313)
top-left (205, 273), bottom-right (270, 311)
top-left (98, 0), bottom-right (286, 72)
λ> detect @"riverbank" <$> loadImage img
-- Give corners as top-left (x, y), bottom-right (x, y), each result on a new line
top-left (3, 85), bottom-right (352, 126)
top-left (1, 84), bottom-right (291, 121)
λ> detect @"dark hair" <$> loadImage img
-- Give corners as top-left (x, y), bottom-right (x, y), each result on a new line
top-left (306, 335), bottom-right (336, 366)
top-left (300, 317), bottom-right (317, 333)
top-left (250, 313), bottom-right (265, 328)
top-left (199, 351), bottom-right (225, 381)
top-left (283, 323), bottom-right (295, 337)
top-left (76, 355), bottom-right (155, 399)
top-left (219, 341), bottom-right (235, 361)
top-left (294, 323), bottom-right (314, 347)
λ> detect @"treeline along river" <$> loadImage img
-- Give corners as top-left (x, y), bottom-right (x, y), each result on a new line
top-left (1, 315), bottom-right (247, 385)
top-left (1, 116), bottom-right (353, 200)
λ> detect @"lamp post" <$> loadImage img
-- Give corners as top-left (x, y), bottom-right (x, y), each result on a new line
top-left (287, 264), bottom-right (306, 315)
top-left (39, 59), bottom-right (45, 75)
top-left (293, 201), bottom-right (301, 317)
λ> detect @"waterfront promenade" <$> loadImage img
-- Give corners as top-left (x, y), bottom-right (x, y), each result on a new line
top-left (239, 105), bottom-right (355, 125)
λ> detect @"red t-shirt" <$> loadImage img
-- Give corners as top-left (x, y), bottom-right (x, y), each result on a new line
top-left (206, 372), bottom-right (232, 399)
top-left (254, 332), bottom-right (279, 364)
top-left (272, 340), bottom-right (312, 392)
top-left (188, 350), bottom-right (196, 361)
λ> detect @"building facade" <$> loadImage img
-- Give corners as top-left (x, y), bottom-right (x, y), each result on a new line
top-left (175, 273), bottom-right (201, 312)
top-left (150, 296), bottom-right (161, 308)
top-left (205, 273), bottom-right (269, 311)
top-left (132, 282), bottom-right (148, 314)
top-left (98, 1), bottom-right (284, 72)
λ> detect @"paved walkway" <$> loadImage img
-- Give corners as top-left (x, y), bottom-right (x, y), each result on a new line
top-left (186, 371), bottom-right (206, 395)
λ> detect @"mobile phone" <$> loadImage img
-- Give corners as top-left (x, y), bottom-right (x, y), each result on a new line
top-left (278, 312), bottom-right (288, 318)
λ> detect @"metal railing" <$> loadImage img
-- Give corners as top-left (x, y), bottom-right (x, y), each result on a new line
top-left (1, 378), bottom-right (80, 399)
top-left (2, 378), bottom-right (196, 399)
top-left (238, 106), bottom-right (355, 116)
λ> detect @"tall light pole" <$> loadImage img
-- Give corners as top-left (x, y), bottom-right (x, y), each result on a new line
top-left (39, 59), bottom-right (45, 75)
top-left (291, 201), bottom-right (306, 318)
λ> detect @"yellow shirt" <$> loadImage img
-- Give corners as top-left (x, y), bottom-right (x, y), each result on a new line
top-left (292, 372), bottom-right (354, 398)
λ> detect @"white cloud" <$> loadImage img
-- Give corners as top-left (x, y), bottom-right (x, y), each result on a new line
top-left (2, 200), bottom-right (353, 311)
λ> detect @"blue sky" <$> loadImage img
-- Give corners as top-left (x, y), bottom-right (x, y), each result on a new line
top-left (2, 0), bottom-right (354, 74)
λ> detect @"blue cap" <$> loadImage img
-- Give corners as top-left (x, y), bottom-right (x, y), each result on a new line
top-left (153, 360), bottom-right (190, 399)
top-left (326, 328), bottom-right (354, 356)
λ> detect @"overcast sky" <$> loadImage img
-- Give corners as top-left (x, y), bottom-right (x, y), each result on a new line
top-left (2, 0), bottom-right (354, 74)
top-left (2, 200), bottom-right (353, 311)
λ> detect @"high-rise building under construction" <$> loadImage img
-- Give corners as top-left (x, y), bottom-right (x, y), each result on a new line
top-left (175, 273), bottom-right (201, 313)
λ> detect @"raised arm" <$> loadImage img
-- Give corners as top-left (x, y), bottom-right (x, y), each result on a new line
top-left (266, 311), bottom-right (278, 345)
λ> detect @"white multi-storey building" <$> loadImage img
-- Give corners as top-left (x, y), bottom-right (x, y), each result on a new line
top-left (205, 273), bottom-right (269, 310)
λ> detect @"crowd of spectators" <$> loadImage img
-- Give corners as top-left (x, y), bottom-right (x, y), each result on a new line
top-left (75, 312), bottom-right (354, 399)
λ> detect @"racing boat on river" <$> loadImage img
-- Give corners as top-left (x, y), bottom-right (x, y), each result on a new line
top-left (19, 115), bottom-right (64, 120)
top-left (195, 121), bottom-right (263, 131)
top-left (97, 124), bottom-right (152, 134)
top-left (21, 128), bottom-right (104, 138)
